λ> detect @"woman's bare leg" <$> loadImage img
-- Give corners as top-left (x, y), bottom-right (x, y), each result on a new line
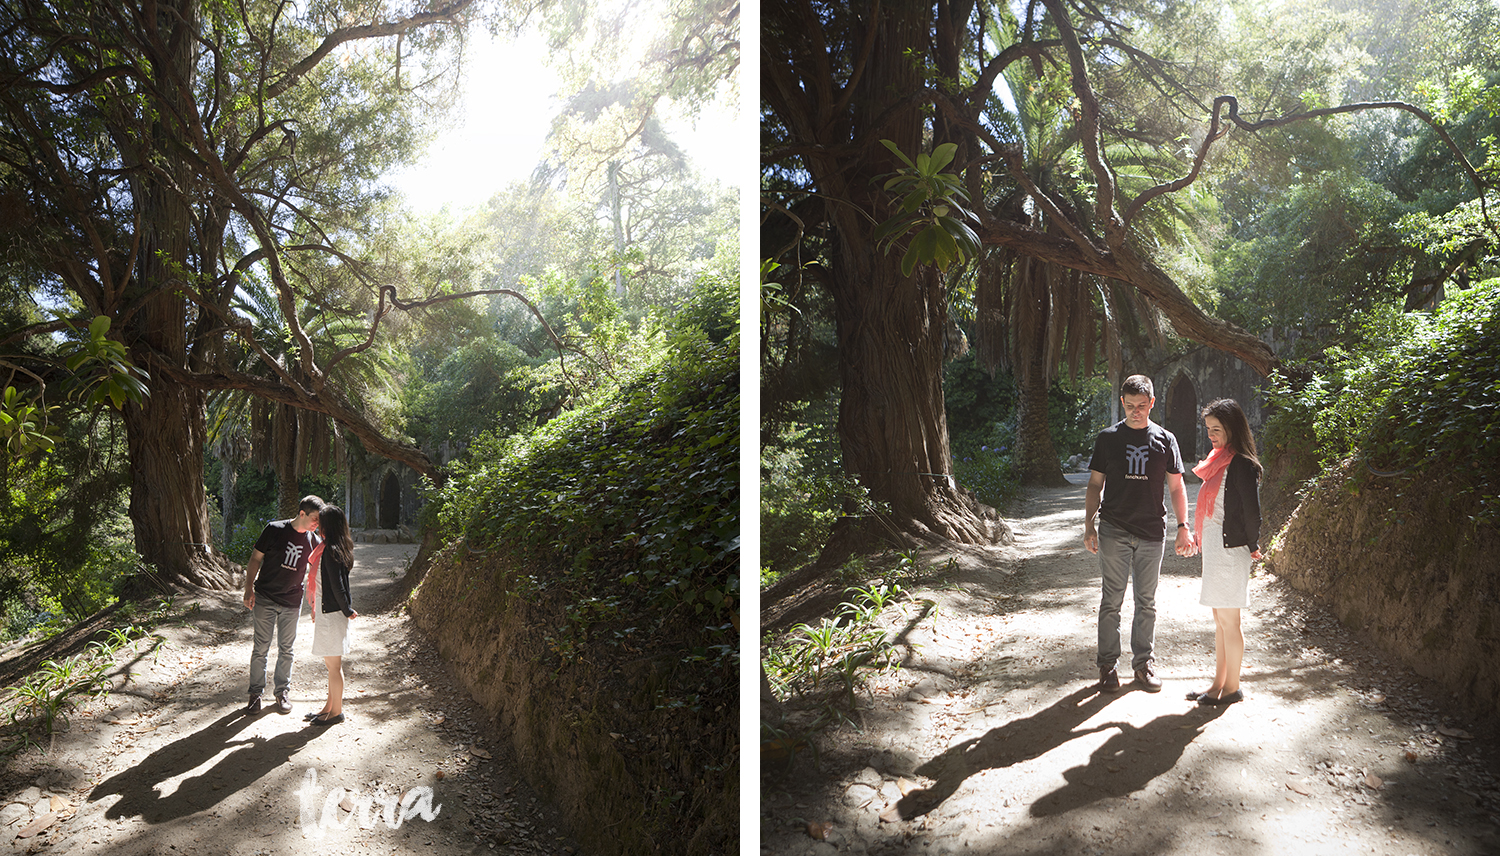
top-left (322, 655), bottom-right (343, 716)
top-left (1213, 608), bottom-right (1243, 695)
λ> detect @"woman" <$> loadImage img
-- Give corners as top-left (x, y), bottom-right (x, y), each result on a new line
top-left (1187, 399), bottom-right (1262, 707)
top-left (306, 504), bottom-right (358, 726)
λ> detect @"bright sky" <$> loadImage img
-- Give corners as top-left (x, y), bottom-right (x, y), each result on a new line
top-left (387, 28), bottom-right (742, 213)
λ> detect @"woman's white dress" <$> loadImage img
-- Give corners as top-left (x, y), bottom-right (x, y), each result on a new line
top-left (1200, 474), bottom-right (1251, 608)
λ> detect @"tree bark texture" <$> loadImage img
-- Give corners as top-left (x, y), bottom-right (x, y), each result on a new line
top-left (807, 0), bottom-right (1005, 545)
top-left (1012, 263), bottom-right (1071, 488)
top-left (117, 0), bottom-right (234, 591)
top-left (122, 381), bottom-right (233, 590)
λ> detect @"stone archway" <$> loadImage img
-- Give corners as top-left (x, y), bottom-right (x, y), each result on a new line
top-left (1167, 373), bottom-right (1198, 464)
top-left (379, 471), bottom-right (400, 530)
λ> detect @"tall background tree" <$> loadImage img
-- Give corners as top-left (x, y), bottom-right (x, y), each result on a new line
top-left (762, 0), bottom-right (1483, 555)
top-left (0, 0), bottom-right (493, 588)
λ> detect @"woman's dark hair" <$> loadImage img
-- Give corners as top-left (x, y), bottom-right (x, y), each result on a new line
top-left (318, 505), bottom-right (354, 567)
top-left (1201, 398), bottom-right (1262, 474)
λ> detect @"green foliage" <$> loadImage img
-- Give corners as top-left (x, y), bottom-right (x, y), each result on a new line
top-left (0, 413), bottom-right (133, 632)
top-left (950, 435), bottom-right (1019, 511)
top-left (1266, 278), bottom-right (1500, 521)
top-left (762, 579), bottom-right (908, 706)
top-left (405, 338), bottom-right (554, 449)
top-left (0, 612), bottom-right (166, 752)
top-left (943, 354), bottom-right (1099, 506)
top-left (61, 316), bottom-right (149, 411)
top-left (759, 397), bottom-right (850, 580)
top-left (1211, 171), bottom-right (1412, 341)
top-left (943, 354), bottom-right (1018, 444)
top-left (433, 334), bottom-right (738, 626)
top-left (874, 141), bottom-right (982, 277)
top-left (0, 387), bottom-right (58, 458)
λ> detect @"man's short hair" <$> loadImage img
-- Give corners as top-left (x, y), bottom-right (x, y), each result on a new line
top-left (298, 495), bottom-right (326, 515)
top-left (1120, 374), bottom-right (1154, 399)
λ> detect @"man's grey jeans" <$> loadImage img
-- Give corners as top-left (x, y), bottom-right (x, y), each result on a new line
top-left (1097, 518), bottom-right (1163, 672)
top-left (249, 598), bottom-right (299, 698)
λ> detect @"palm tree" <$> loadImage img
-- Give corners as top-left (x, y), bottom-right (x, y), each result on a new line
top-left (971, 35), bottom-right (1202, 486)
top-left (209, 272), bottom-right (395, 522)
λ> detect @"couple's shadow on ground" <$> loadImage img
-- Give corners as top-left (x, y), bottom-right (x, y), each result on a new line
top-left (888, 685), bottom-right (1226, 821)
top-left (90, 707), bottom-right (330, 823)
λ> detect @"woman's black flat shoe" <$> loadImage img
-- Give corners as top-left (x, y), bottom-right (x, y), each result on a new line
top-left (1186, 689), bottom-right (1211, 701)
top-left (1197, 690), bottom-right (1243, 706)
top-left (309, 712), bottom-right (345, 726)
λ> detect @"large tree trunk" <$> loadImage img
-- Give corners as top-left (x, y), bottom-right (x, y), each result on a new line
top-left (830, 262), bottom-right (1004, 543)
top-left (1014, 346), bottom-right (1070, 488)
top-left (1013, 263), bottom-right (1071, 487)
top-left (809, 0), bottom-right (1006, 547)
top-left (122, 384), bottom-right (233, 590)
top-left (274, 401), bottom-right (301, 517)
top-left (118, 0), bottom-right (234, 592)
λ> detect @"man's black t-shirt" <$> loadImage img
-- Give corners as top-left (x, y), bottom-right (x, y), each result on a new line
top-left (252, 519), bottom-right (318, 609)
top-left (1087, 420), bottom-right (1183, 542)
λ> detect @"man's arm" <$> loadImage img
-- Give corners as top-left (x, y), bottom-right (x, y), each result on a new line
top-left (1168, 472), bottom-right (1196, 556)
top-left (243, 549), bottom-right (264, 610)
top-left (1083, 470), bottom-right (1105, 554)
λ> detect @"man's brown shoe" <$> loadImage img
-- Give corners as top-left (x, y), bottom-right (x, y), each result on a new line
top-left (1098, 666), bottom-right (1121, 692)
top-left (1134, 665), bottom-right (1163, 692)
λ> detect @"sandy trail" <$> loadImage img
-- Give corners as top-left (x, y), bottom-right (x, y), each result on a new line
top-left (0, 543), bottom-right (573, 855)
top-left (761, 477), bottom-right (1500, 855)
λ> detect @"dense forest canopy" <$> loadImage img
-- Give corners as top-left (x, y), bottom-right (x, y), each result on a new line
top-left (0, 0), bottom-right (738, 628)
top-left (761, 0), bottom-right (1500, 568)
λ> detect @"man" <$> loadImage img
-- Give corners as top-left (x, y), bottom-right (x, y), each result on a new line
top-left (243, 495), bottom-right (324, 714)
top-left (1083, 375), bottom-right (1195, 693)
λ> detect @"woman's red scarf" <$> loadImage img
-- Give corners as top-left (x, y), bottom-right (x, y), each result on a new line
top-left (1191, 446), bottom-right (1235, 545)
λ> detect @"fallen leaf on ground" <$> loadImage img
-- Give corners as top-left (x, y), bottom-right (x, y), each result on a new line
top-left (470, 747), bottom-right (492, 759)
top-left (1364, 772), bottom-right (1383, 789)
top-left (806, 820), bottom-right (833, 840)
top-left (15, 812), bottom-right (56, 839)
top-left (1436, 726), bottom-right (1474, 740)
top-left (760, 737), bottom-right (805, 763)
top-left (897, 778), bottom-right (918, 796)
top-left (1404, 751), bottom-right (1419, 762)
top-left (47, 796), bottom-right (69, 812)
top-left (1287, 782), bottom-right (1311, 796)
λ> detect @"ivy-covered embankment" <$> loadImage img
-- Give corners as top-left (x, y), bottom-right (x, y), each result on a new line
top-left (1265, 281), bottom-right (1500, 722)
top-left (409, 334), bottom-right (737, 856)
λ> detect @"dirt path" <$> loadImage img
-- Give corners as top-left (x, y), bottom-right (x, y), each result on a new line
top-left (761, 478), bottom-right (1500, 855)
top-left (0, 543), bottom-right (574, 855)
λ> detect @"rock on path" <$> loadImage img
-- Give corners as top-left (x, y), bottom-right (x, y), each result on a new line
top-left (0, 543), bottom-right (575, 855)
top-left (762, 477), bottom-right (1500, 855)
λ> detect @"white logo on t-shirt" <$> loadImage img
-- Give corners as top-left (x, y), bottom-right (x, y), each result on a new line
top-left (282, 543), bottom-right (305, 570)
top-left (1125, 444), bottom-right (1149, 477)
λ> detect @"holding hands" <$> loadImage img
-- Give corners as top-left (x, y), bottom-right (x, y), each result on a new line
top-left (1175, 525), bottom-right (1199, 557)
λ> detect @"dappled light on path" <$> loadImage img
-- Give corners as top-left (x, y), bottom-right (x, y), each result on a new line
top-left (761, 480), bottom-right (1500, 855)
top-left (0, 544), bottom-right (570, 855)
